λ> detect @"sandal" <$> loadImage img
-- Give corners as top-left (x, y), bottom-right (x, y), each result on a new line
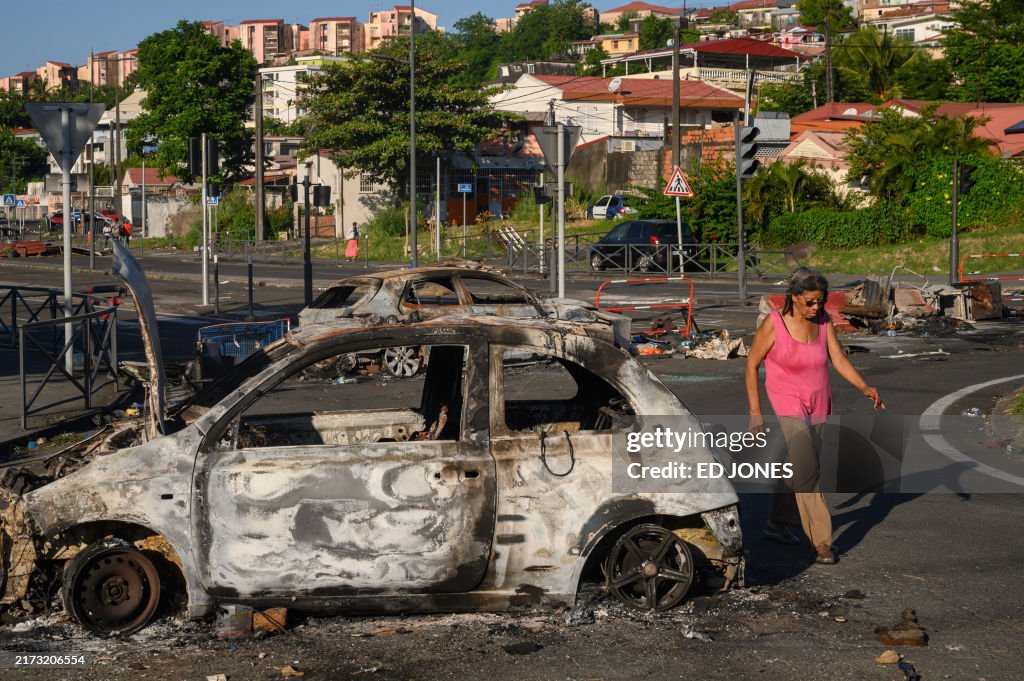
top-left (815, 546), bottom-right (837, 565)
top-left (763, 525), bottom-right (801, 545)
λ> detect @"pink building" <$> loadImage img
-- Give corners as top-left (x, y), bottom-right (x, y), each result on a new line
top-left (0, 72), bottom-right (39, 95)
top-left (365, 6), bottom-right (439, 51)
top-left (35, 61), bottom-right (78, 91)
top-left (240, 19), bottom-right (289, 64)
top-left (310, 17), bottom-right (364, 54)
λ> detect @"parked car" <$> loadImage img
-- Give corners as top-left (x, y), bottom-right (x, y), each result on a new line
top-left (589, 219), bottom-right (699, 272)
top-left (587, 195), bottom-right (638, 220)
top-left (0, 244), bottom-right (743, 636)
top-left (48, 211), bottom-right (112, 232)
top-left (298, 267), bottom-right (630, 375)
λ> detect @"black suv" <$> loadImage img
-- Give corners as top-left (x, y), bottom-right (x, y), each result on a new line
top-left (589, 220), bottom-right (699, 272)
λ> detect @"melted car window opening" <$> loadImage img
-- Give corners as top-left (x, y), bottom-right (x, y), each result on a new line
top-left (462, 277), bottom-right (531, 305)
top-left (223, 345), bottom-right (467, 450)
top-left (405, 279), bottom-right (460, 307)
top-left (502, 352), bottom-right (635, 433)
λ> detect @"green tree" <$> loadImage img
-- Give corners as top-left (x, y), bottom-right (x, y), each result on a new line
top-left (944, 0), bottom-right (1024, 102)
top-left (845, 107), bottom-right (997, 202)
top-left (708, 9), bottom-right (738, 25)
top-left (581, 46), bottom-right (610, 76)
top-left (501, 0), bottom-right (598, 62)
top-left (894, 52), bottom-right (952, 101)
top-left (126, 20), bottom-right (258, 182)
top-left (615, 10), bottom-right (639, 33)
top-left (451, 13), bottom-right (502, 87)
top-left (0, 127), bottom-right (49, 193)
top-left (758, 80), bottom-right (815, 116)
top-left (0, 91), bottom-right (30, 129)
top-left (300, 35), bottom-right (517, 193)
top-left (638, 15), bottom-right (673, 51)
top-left (833, 28), bottom-right (915, 101)
top-left (797, 0), bottom-right (855, 32)
top-left (743, 159), bottom-right (840, 235)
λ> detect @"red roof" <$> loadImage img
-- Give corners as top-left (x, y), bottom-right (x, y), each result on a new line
top-left (687, 37), bottom-right (805, 59)
top-left (730, 0), bottom-right (783, 10)
top-left (93, 50), bottom-right (117, 58)
top-left (240, 19), bottom-right (284, 25)
top-left (792, 102), bottom-right (878, 123)
top-left (515, 0), bottom-right (547, 8)
top-left (310, 17), bottom-right (357, 23)
top-left (605, 1), bottom-right (679, 13)
top-left (532, 75), bottom-right (743, 108)
top-left (125, 168), bottom-right (181, 186)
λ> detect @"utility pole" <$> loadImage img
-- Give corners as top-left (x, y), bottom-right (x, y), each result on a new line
top-left (254, 71), bottom-right (265, 242)
top-left (734, 112), bottom-right (747, 301)
top-left (88, 135), bottom-right (95, 268)
top-left (113, 93), bottom-right (122, 223)
top-left (303, 162), bottom-right (313, 306)
top-left (824, 13), bottom-right (834, 103)
top-left (409, 0), bottom-right (418, 267)
top-left (671, 18), bottom-right (681, 171)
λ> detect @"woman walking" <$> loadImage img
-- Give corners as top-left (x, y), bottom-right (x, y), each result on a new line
top-left (345, 221), bottom-right (359, 262)
top-left (745, 267), bottom-right (884, 565)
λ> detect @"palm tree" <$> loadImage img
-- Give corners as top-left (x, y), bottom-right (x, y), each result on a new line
top-left (834, 28), bottom-right (915, 101)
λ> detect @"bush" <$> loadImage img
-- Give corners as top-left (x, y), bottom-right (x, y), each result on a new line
top-left (364, 204), bottom-right (407, 237)
top-left (906, 152), bottom-right (1024, 238)
top-left (764, 203), bottom-right (917, 249)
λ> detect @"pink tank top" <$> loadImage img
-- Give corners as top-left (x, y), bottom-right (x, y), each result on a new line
top-left (764, 309), bottom-right (832, 423)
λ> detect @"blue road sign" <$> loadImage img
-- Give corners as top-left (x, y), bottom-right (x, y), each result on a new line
top-left (2, 194), bottom-right (14, 206)
top-left (16, 200), bottom-right (25, 207)
top-left (206, 196), bottom-right (220, 205)
top-left (458, 183), bottom-right (472, 193)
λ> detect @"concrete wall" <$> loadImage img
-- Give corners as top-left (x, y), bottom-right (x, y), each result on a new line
top-left (128, 196), bottom-right (200, 238)
top-left (567, 141), bottom-right (667, 194)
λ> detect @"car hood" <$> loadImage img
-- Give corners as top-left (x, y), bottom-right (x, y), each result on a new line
top-left (111, 242), bottom-right (166, 437)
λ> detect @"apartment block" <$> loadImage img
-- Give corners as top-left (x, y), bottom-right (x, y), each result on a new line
top-left (259, 56), bottom-right (348, 123)
top-left (240, 19), bottom-right (291, 64)
top-left (35, 61), bottom-right (78, 91)
top-left (0, 72), bottom-right (39, 95)
top-left (364, 6), bottom-right (439, 51)
top-left (309, 17), bottom-right (364, 55)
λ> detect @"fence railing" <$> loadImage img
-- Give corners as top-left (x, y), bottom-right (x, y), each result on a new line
top-left (12, 288), bottom-right (121, 429)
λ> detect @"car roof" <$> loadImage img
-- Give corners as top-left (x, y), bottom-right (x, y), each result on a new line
top-left (321, 266), bottom-right (525, 288)
top-left (287, 313), bottom-right (610, 348)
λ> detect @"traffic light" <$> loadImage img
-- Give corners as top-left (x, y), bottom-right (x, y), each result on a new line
top-left (736, 125), bottom-right (761, 180)
top-left (187, 136), bottom-right (219, 177)
top-left (313, 185), bottom-right (331, 207)
top-left (959, 163), bottom-right (978, 196)
top-left (533, 185), bottom-right (550, 205)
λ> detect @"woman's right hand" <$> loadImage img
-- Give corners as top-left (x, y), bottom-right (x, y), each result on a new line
top-left (748, 413), bottom-right (765, 434)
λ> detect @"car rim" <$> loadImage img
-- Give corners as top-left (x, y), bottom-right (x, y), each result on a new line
top-left (69, 547), bottom-right (161, 636)
top-left (384, 346), bottom-right (421, 377)
top-left (605, 525), bottom-right (694, 611)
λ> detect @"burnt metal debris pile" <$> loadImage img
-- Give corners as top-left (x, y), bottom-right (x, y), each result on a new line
top-left (838, 273), bottom-right (1003, 334)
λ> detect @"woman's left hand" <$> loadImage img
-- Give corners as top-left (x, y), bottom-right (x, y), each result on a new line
top-left (863, 386), bottom-right (885, 410)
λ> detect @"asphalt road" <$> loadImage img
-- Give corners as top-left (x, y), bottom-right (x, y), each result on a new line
top-left (1, 254), bottom-right (1023, 681)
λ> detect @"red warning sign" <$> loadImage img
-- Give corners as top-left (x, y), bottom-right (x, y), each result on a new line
top-left (663, 166), bottom-right (694, 197)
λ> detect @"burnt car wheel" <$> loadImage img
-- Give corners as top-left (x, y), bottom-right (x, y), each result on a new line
top-left (383, 346), bottom-right (422, 377)
top-left (604, 524), bottom-right (694, 611)
top-left (63, 539), bottom-right (161, 636)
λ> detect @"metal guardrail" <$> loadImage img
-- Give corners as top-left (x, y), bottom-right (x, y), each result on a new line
top-left (15, 290), bottom-right (120, 429)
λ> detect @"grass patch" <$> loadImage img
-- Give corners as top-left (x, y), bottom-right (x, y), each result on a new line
top-left (1012, 388), bottom-right (1024, 416)
top-left (805, 225), bottom-right (1024, 276)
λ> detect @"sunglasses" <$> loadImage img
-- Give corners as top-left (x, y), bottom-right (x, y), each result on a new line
top-left (799, 297), bottom-right (826, 308)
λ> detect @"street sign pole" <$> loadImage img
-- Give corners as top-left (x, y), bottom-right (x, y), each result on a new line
top-left (60, 108), bottom-right (74, 373)
top-left (675, 196), bottom-right (682, 273)
top-left (462, 192), bottom-right (467, 258)
top-left (557, 123), bottom-right (565, 299)
top-left (24, 102), bottom-right (105, 371)
top-left (201, 132), bottom-right (209, 306)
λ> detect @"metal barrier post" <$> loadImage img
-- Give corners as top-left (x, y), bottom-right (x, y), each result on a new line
top-left (214, 255), bottom-right (220, 315)
top-left (364, 234), bottom-right (369, 268)
top-left (247, 256), bottom-right (255, 321)
top-left (83, 315), bottom-right (91, 409)
top-left (19, 326), bottom-right (27, 430)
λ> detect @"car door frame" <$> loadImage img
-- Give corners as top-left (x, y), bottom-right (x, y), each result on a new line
top-left (190, 328), bottom-right (497, 601)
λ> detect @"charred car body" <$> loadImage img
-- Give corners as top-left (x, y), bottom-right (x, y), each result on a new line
top-left (0, 245), bottom-right (743, 636)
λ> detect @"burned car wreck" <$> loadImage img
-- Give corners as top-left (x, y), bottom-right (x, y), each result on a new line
top-left (0, 246), bottom-right (743, 636)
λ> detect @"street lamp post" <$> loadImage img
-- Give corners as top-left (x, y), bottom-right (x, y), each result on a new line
top-left (409, 0), bottom-right (418, 268)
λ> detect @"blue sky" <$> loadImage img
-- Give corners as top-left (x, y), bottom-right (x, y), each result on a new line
top-left (2, 0), bottom-right (703, 78)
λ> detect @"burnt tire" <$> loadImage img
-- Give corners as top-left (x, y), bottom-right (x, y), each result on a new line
top-left (604, 524), bottom-right (694, 612)
top-left (63, 539), bottom-right (161, 637)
